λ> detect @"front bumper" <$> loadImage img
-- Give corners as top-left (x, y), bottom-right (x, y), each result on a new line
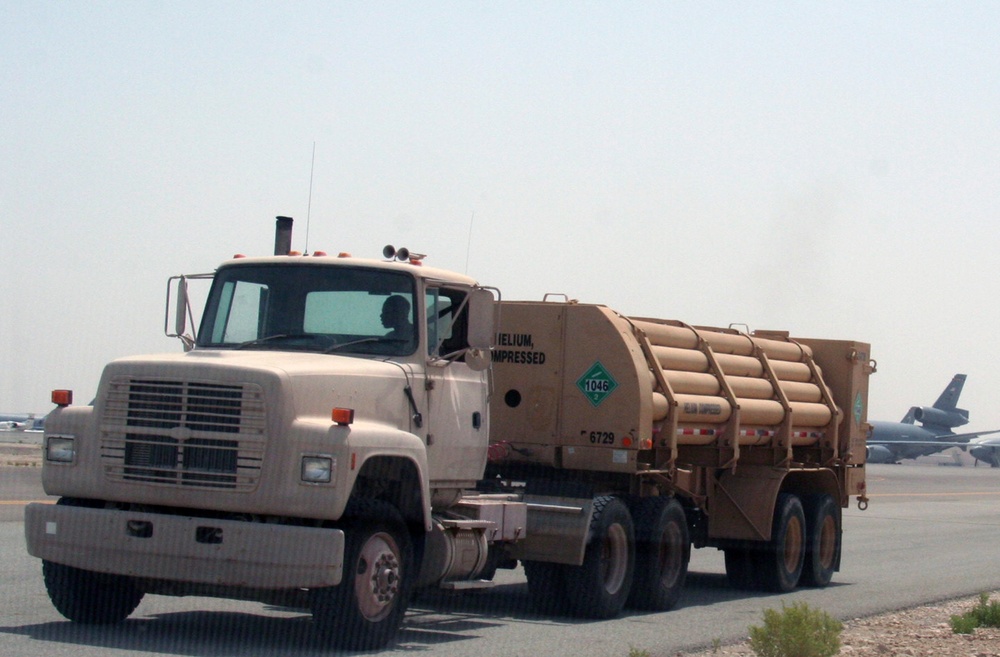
top-left (24, 504), bottom-right (344, 589)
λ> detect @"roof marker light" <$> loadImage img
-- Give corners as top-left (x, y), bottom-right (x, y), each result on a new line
top-left (52, 390), bottom-right (73, 406)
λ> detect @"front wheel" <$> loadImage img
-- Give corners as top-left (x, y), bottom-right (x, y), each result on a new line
top-left (310, 500), bottom-right (413, 651)
top-left (564, 496), bottom-right (635, 619)
top-left (42, 560), bottom-right (144, 624)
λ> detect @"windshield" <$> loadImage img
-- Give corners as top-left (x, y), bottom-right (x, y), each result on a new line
top-left (196, 263), bottom-right (417, 356)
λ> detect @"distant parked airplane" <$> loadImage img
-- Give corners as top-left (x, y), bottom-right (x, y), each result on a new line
top-left (866, 374), bottom-right (1000, 464)
top-left (964, 435), bottom-right (1000, 468)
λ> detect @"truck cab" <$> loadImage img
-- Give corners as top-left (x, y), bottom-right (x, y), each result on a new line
top-left (189, 254), bottom-right (495, 504)
top-left (27, 248), bottom-right (498, 650)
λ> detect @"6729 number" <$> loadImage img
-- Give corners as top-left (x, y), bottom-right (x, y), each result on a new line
top-left (589, 431), bottom-right (615, 445)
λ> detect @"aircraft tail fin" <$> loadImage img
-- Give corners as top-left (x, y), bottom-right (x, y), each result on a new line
top-left (934, 374), bottom-right (967, 411)
top-left (912, 374), bottom-right (970, 431)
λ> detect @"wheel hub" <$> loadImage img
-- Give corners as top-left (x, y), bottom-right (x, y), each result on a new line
top-left (355, 533), bottom-right (402, 621)
top-left (371, 554), bottom-right (400, 601)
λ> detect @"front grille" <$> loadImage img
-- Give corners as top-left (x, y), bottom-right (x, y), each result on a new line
top-left (101, 378), bottom-right (267, 491)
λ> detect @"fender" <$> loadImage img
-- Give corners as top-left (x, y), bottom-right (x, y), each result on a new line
top-left (709, 466), bottom-right (840, 541)
top-left (39, 405), bottom-right (98, 499)
top-left (339, 421), bottom-right (433, 531)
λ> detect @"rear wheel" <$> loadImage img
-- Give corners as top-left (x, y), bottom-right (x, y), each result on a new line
top-left (800, 494), bottom-right (840, 587)
top-left (564, 496), bottom-right (635, 618)
top-left (310, 500), bottom-right (413, 651)
top-left (756, 493), bottom-right (806, 592)
top-left (627, 497), bottom-right (689, 611)
top-left (42, 560), bottom-right (144, 624)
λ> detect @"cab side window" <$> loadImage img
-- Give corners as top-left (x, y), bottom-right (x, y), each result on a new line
top-left (426, 287), bottom-right (470, 358)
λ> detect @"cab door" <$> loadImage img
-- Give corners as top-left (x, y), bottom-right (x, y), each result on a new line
top-left (423, 286), bottom-right (491, 487)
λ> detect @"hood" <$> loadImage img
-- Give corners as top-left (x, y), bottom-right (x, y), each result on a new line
top-left (102, 349), bottom-right (417, 431)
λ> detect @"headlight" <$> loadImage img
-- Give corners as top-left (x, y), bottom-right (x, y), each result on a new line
top-left (46, 436), bottom-right (76, 463)
top-left (301, 455), bottom-right (335, 484)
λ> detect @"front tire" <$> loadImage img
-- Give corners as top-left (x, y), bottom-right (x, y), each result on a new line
top-left (564, 496), bottom-right (635, 618)
top-left (627, 497), bottom-right (689, 611)
top-left (42, 560), bottom-right (144, 624)
top-left (310, 500), bottom-right (413, 651)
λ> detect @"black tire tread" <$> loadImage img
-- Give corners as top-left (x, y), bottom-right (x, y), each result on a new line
top-left (42, 560), bottom-right (144, 624)
top-left (310, 498), bottom-right (413, 651)
top-left (756, 493), bottom-right (806, 593)
top-left (563, 495), bottom-right (635, 619)
top-left (627, 496), bottom-right (690, 611)
top-left (800, 493), bottom-right (841, 587)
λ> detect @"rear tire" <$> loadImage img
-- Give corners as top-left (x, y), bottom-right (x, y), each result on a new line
top-left (310, 499), bottom-right (413, 651)
top-left (42, 560), bottom-right (144, 624)
top-left (564, 496), bottom-right (635, 618)
top-left (627, 497), bottom-right (689, 611)
top-left (800, 494), bottom-right (840, 587)
top-left (756, 493), bottom-right (806, 592)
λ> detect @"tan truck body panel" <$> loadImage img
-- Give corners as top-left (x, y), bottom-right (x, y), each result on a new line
top-left (490, 301), bottom-right (872, 544)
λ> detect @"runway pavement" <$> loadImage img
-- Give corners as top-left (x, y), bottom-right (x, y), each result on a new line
top-left (2, 460), bottom-right (999, 656)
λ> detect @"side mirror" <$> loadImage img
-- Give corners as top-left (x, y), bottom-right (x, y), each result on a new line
top-left (174, 276), bottom-right (188, 337)
top-left (465, 287), bottom-right (496, 371)
top-left (164, 273), bottom-right (212, 351)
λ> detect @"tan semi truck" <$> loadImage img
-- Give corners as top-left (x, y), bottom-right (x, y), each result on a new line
top-left (25, 218), bottom-right (873, 650)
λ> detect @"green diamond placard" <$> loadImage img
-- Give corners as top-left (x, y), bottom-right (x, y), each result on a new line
top-left (577, 362), bottom-right (618, 407)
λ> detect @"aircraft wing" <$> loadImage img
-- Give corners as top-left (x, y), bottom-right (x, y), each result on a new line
top-left (931, 429), bottom-right (1000, 443)
top-left (867, 429), bottom-right (1000, 448)
top-left (868, 441), bottom-right (966, 448)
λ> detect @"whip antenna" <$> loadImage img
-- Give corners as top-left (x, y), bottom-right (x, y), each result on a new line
top-left (465, 211), bottom-right (475, 274)
top-left (305, 141), bottom-right (316, 253)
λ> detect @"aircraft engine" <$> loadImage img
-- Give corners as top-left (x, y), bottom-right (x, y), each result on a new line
top-left (911, 406), bottom-right (969, 429)
top-left (969, 444), bottom-right (1000, 467)
top-left (865, 445), bottom-right (896, 464)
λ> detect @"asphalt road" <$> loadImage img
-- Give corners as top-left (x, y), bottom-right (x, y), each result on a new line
top-left (2, 462), bottom-right (1000, 657)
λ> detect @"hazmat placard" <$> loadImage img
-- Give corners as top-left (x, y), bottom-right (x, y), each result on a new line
top-left (576, 362), bottom-right (618, 407)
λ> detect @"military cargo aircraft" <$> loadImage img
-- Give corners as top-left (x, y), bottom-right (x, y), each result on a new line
top-left (866, 374), bottom-right (1000, 464)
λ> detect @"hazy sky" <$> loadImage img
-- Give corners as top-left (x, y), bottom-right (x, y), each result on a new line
top-left (3, 3), bottom-right (999, 431)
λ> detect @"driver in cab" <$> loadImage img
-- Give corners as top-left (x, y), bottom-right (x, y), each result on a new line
top-left (380, 295), bottom-right (413, 345)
